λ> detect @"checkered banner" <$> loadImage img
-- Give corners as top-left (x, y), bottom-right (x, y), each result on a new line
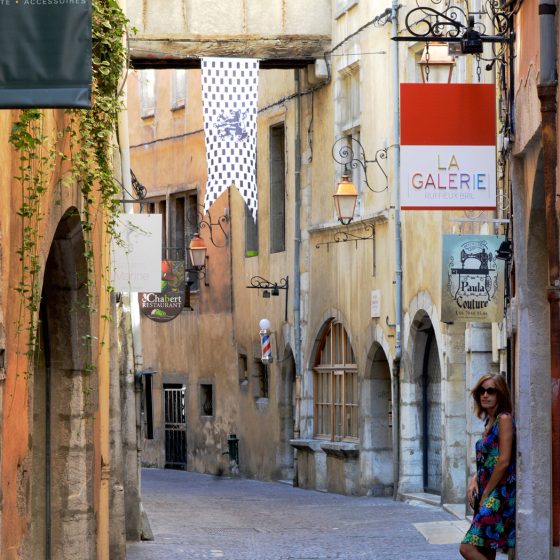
top-left (202, 57), bottom-right (259, 220)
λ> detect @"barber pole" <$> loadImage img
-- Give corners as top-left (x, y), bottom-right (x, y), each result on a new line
top-left (259, 319), bottom-right (273, 364)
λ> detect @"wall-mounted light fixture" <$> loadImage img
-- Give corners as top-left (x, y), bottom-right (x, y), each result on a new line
top-left (186, 232), bottom-right (209, 288)
top-left (187, 204), bottom-right (229, 248)
top-left (246, 276), bottom-right (289, 321)
top-left (331, 137), bottom-right (389, 225)
top-left (418, 42), bottom-right (456, 83)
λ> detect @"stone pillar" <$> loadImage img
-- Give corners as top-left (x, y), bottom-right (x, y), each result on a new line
top-left (464, 323), bottom-right (496, 499)
top-left (441, 323), bottom-right (467, 505)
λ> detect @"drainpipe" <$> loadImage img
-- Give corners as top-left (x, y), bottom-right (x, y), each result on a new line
top-left (391, 0), bottom-right (402, 500)
top-left (537, 0), bottom-right (559, 545)
top-left (294, 68), bottom-right (302, 433)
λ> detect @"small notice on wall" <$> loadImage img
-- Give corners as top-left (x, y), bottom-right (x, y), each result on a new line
top-left (371, 289), bottom-right (381, 318)
top-left (441, 234), bottom-right (505, 323)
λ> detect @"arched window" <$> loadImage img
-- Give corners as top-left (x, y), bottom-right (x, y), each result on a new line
top-left (313, 321), bottom-right (358, 440)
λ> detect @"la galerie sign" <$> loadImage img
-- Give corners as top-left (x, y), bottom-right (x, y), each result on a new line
top-left (400, 84), bottom-right (496, 210)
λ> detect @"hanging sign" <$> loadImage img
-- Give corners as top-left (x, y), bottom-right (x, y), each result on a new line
top-left (139, 261), bottom-right (185, 323)
top-left (0, 0), bottom-right (92, 108)
top-left (441, 234), bottom-right (505, 323)
top-left (400, 84), bottom-right (496, 210)
top-left (111, 214), bottom-right (162, 293)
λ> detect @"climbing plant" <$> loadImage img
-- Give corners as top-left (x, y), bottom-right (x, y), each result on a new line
top-left (9, 0), bottom-right (130, 364)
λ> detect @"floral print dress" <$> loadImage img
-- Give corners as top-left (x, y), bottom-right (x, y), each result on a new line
top-left (462, 412), bottom-right (516, 551)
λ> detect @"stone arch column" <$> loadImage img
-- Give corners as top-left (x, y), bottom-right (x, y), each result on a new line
top-left (360, 324), bottom-right (394, 495)
top-left (29, 209), bottom-right (97, 560)
top-left (513, 149), bottom-right (552, 559)
top-left (400, 292), bottom-right (444, 497)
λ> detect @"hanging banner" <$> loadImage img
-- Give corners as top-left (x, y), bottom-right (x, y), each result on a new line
top-left (400, 84), bottom-right (496, 210)
top-left (139, 261), bottom-right (185, 323)
top-left (201, 57), bottom-right (259, 220)
top-left (111, 214), bottom-right (162, 293)
top-left (441, 234), bottom-right (505, 323)
top-left (0, 0), bottom-right (92, 108)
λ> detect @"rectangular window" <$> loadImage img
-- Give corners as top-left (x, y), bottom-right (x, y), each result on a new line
top-left (200, 384), bottom-right (214, 416)
top-left (245, 204), bottom-right (259, 257)
top-left (171, 69), bottom-right (186, 110)
top-left (254, 360), bottom-right (269, 399)
top-left (269, 124), bottom-right (286, 253)
top-left (139, 69), bottom-right (156, 118)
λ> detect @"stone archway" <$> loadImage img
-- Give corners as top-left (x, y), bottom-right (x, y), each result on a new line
top-left (361, 343), bottom-right (393, 496)
top-left (278, 346), bottom-right (296, 481)
top-left (401, 308), bottom-right (442, 496)
top-left (29, 210), bottom-right (97, 560)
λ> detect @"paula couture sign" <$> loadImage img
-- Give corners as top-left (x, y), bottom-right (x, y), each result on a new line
top-left (0, 0), bottom-right (91, 108)
top-left (441, 235), bottom-right (505, 323)
top-left (139, 261), bottom-right (185, 323)
top-left (400, 84), bottom-right (496, 210)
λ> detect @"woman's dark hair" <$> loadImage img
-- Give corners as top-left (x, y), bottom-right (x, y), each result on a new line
top-left (471, 373), bottom-right (513, 419)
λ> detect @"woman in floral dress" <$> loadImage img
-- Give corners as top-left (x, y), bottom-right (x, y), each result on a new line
top-left (460, 373), bottom-right (516, 560)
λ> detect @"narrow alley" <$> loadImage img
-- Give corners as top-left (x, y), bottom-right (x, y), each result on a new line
top-left (126, 468), bottom-right (483, 560)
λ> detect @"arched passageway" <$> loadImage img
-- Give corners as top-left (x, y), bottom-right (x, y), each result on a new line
top-left (29, 210), bottom-right (97, 559)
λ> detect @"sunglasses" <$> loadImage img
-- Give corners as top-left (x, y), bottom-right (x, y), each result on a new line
top-left (478, 386), bottom-right (497, 396)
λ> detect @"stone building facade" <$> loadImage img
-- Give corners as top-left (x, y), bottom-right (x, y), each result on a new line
top-left (123, 0), bottom-right (559, 557)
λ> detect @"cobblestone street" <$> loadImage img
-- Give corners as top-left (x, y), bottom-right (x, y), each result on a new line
top-left (126, 468), bottom-right (474, 560)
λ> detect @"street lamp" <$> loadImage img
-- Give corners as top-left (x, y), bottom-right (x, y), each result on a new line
top-left (333, 175), bottom-right (358, 225)
top-left (418, 42), bottom-right (456, 83)
top-left (188, 232), bottom-right (208, 270)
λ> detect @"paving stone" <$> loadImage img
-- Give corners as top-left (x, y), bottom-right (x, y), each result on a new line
top-left (126, 468), bottom-right (485, 559)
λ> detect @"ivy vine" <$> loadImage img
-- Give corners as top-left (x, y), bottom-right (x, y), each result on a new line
top-left (9, 0), bottom-right (129, 368)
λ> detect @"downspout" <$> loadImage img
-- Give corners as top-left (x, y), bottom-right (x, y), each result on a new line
top-left (537, 0), bottom-right (559, 545)
top-left (391, 0), bottom-right (402, 500)
top-left (294, 68), bottom-right (302, 429)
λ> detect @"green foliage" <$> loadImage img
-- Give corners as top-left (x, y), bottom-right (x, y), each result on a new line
top-left (9, 0), bottom-right (129, 369)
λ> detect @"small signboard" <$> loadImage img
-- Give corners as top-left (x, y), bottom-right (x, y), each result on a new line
top-left (441, 234), bottom-right (505, 323)
top-left (111, 214), bottom-right (162, 293)
top-left (139, 260), bottom-right (185, 323)
top-left (400, 84), bottom-right (496, 211)
top-left (371, 289), bottom-right (381, 318)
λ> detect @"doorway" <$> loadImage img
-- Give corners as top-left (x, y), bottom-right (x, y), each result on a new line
top-left (164, 384), bottom-right (187, 469)
top-left (279, 349), bottom-right (296, 481)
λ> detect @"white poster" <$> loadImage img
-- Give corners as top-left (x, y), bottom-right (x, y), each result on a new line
top-left (111, 214), bottom-right (162, 292)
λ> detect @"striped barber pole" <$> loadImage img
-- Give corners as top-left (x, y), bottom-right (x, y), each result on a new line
top-left (260, 331), bottom-right (272, 364)
top-left (400, 83), bottom-right (497, 211)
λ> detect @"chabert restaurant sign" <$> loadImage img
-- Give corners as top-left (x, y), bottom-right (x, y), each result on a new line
top-left (441, 235), bottom-right (505, 323)
top-left (0, 0), bottom-right (91, 108)
top-left (400, 84), bottom-right (496, 210)
top-left (139, 261), bottom-right (185, 323)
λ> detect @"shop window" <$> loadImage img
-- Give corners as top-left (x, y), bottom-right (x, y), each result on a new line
top-left (269, 123), bottom-right (286, 253)
top-left (200, 384), bottom-right (214, 417)
top-left (313, 320), bottom-right (358, 440)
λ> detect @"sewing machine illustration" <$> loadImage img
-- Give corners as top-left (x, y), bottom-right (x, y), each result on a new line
top-left (450, 247), bottom-right (496, 300)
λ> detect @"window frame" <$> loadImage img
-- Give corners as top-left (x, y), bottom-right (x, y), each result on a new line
top-left (313, 321), bottom-right (359, 441)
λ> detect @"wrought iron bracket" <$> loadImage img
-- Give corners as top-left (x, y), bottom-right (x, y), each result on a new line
top-left (332, 137), bottom-right (389, 193)
top-left (392, 3), bottom-right (514, 51)
top-left (187, 204), bottom-right (229, 248)
top-left (130, 169), bottom-right (147, 200)
top-left (246, 276), bottom-right (289, 321)
top-left (315, 224), bottom-right (376, 275)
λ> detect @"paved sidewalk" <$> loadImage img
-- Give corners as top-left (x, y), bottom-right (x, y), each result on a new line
top-left (126, 468), bottom-right (472, 560)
